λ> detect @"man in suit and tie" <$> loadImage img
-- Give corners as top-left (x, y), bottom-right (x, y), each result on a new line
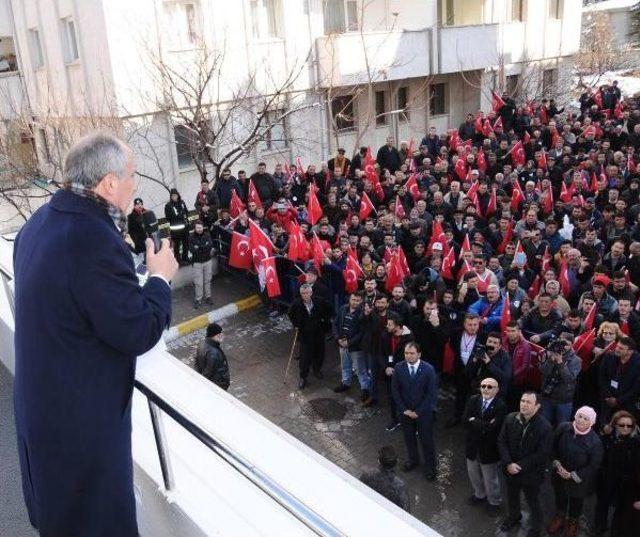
top-left (462, 377), bottom-right (507, 516)
top-left (391, 342), bottom-right (438, 481)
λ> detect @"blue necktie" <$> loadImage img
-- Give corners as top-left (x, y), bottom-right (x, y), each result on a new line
top-left (482, 400), bottom-right (489, 414)
top-left (410, 365), bottom-right (416, 378)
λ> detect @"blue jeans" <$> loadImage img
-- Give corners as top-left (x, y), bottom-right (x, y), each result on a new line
top-left (340, 349), bottom-right (370, 390)
top-left (541, 399), bottom-right (573, 426)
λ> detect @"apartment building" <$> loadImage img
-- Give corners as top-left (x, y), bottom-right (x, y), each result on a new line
top-left (0, 0), bottom-right (582, 215)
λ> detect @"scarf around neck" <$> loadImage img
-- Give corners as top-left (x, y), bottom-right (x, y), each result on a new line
top-left (67, 183), bottom-right (128, 235)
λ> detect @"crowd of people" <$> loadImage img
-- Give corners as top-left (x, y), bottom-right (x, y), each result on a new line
top-left (128, 86), bottom-right (640, 536)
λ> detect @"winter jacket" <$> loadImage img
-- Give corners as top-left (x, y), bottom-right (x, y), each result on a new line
top-left (381, 326), bottom-right (413, 370)
top-left (333, 304), bottom-right (365, 351)
top-left (466, 349), bottom-right (512, 393)
top-left (215, 176), bottom-right (243, 209)
top-left (467, 297), bottom-right (503, 332)
top-left (598, 352), bottom-right (640, 413)
top-left (551, 422), bottom-right (603, 498)
top-left (502, 335), bottom-right (532, 387)
top-left (539, 351), bottom-right (581, 405)
top-left (188, 230), bottom-right (214, 264)
top-left (519, 308), bottom-right (563, 344)
top-left (498, 411), bottom-right (553, 486)
top-left (195, 339), bottom-right (230, 390)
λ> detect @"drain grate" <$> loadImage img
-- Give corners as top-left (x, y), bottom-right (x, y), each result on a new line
top-left (302, 397), bottom-right (347, 422)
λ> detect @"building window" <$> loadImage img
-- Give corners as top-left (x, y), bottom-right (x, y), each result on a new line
top-left (511, 0), bottom-right (524, 22)
top-left (323, 0), bottom-right (359, 34)
top-left (331, 95), bottom-right (356, 131)
top-left (375, 90), bottom-right (387, 126)
top-left (548, 0), bottom-right (563, 19)
top-left (397, 87), bottom-right (409, 121)
top-left (429, 83), bottom-right (447, 116)
top-left (0, 37), bottom-right (18, 72)
top-left (174, 124), bottom-right (198, 168)
top-left (250, 0), bottom-right (282, 40)
top-left (263, 110), bottom-right (287, 151)
top-left (35, 128), bottom-right (51, 164)
top-left (542, 68), bottom-right (557, 96)
top-left (61, 18), bottom-right (79, 63)
top-left (163, 1), bottom-right (201, 49)
top-left (506, 74), bottom-right (519, 96)
top-left (28, 28), bottom-right (44, 69)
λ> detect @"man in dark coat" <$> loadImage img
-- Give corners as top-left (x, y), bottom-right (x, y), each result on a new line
top-left (360, 445), bottom-right (410, 512)
top-left (195, 323), bottom-right (230, 390)
top-left (164, 187), bottom-right (190, 263)
top-left (598, 337), bottom-right (640, 424)
top-left (498, 391), bottom-right (553, 537)
top-left (410, 298), bottom-right (449, 372)
top-left (13, 133), bottom-right (177, 537)
top-left (376, 136), bottom-right (401, 173)
top-left (391, 342), bottom-right (438, 481)
top-left (287, 283), bottom-right (332, 389)
top-left (463, 377), bottom-right (507, 516)
top-left (126, 197), bottom-right (147, 255)
top-left (250, 162), bottom-right (278, 207)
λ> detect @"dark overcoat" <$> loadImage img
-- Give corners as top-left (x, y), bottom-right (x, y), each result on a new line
top-left (13, 189), bottom-right (172, 537)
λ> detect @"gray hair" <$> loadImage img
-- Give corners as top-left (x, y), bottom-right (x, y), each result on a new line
top-left (300, 283), bottom-right (313, 293)
top-left (64, 132), bottom-right (130, 188)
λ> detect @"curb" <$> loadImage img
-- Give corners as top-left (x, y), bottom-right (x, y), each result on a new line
top-left (163, 294), bottom-right (262, 343)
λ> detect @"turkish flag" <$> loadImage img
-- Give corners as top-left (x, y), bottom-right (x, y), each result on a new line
top-left (573, 329), bottom-right (596, 370)
top-left (287, 221), bottom-right (301, 261)
top-left (397, 246), bottom-right (410, 277)
top-left (249, 219), bottom-right (273, 270)
top-left (509, 141), bottom-right (526, 167)
top-left (629, 154), bottom-right (637, 173)
top-left (477, 151), bottom-right (487, 173)
top-left (560, 181), bottom-right (576, 203)
top-left (559, 258), bottom-right (571, 297)
top-left (539, 106), bottom-right (548, 124)
top-left (405, 173), bottom-right (421, 201)
top-left (442, 342), bottom-right (455, 375)
top-left (311, 233), bottom-right (325, 274)
top-left (295, 155), bottom-right (305, 176)
top-left (308, 184), bottom-right (323, 225)
top-left (523, 131), bottom-right (531, 145)
top-left (475, 114), bottom-right (484, 134)
top-left (230, 189), bottom-right (246, 218)
top-left (441, 246), bottom-right (456, 280)
top-left (500, 295), bottom-right (511, 331)
top-left (359, 191), bottom-right (375, 220)
top-left (614, 101), bottom-right (624, 119)
top-left (467, 180), bottom-right (480, 203)
top-left (229, 231), bottom-right (252, 269)
top-left (486, 187), bottom-right (497, 217)
top-left (448, 130), bottom-right (460, 152)
top-left (589, 172), bottom-right (598, 192)
top-left (524, 99), bottom-right (534, 116)
top-left (262, 257), bottom-right (281, 297)
top-left (594, 89), bottom-right (603, 109)
top-left (541, 245), bottom-right (552, 273)
top-left (407, 138), bottom-right (416, 172)
top-left (491, 90), bottom-right (505, 112)
top-left (344, 253), bottom-right (363, 293)
top-left (493, 116), bottom-right (503, 131)
top-left (455, 157), bottom-right (467, 180)
top-left (542, 184), bottom-right (553, 215)
top-left (482, 118), bottom-right (493, 138)
top-left (583, 302), bottom-right (597, 331)
top-left (394, 195), bottom-right (406, 220)
top-left (511, 181), bottom-right (524, 212)
top-left (248, 180), bottom-right (263, 207)
top-left (459, 234), bottom-right (471, 260)
top-left (527, 275), bottom-right (541, 299)
top-left (457, 259), bottom-right (472, 282)
top-left (427, 220), bottom-right (446, 254)
top-left (385, 252), bottom-right (404, 292)
top-left (537, 150), bottom-right (547, 170)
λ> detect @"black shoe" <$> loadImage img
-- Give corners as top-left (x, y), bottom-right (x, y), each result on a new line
top-left (385, 421), bottom-right (401, 432)
top-left (298, 378), bottom-right (308, 390)
top-left (333, 383), bottom-right (350, 393)
top-left (360, 389), bottom-right (370, 402)
top-left (467, 495), bottom-right (487, 506)
top-left (445, 417), bottom-right (461, 428)
top-left (313, 370), bottom-right (324, 379)
top-left (205, 297), bottom-right (213, 305)
top-left (425, 469), bottom-right (437, 482)
top-left (485, 503), bottom-right (501, 517)
top-left (402, 462), bottom-right (418, 472)
top-left (499, 516), bottom-right (521, 532)
top-left (193, 300), bottom-right (201, 309)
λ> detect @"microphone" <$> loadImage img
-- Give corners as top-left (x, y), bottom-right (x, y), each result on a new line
top-left (142, 210), bottom-right (161, 253)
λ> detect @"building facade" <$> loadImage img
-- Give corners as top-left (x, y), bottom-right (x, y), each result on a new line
top-left (0, 0), bottom-right (582, 218)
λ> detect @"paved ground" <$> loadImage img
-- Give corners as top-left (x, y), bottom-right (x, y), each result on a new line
top-left (168, 283), bottom-right (599, 537)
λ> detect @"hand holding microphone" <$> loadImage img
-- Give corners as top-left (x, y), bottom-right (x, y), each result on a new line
top-left (141, 210), bottom-right (178, 282)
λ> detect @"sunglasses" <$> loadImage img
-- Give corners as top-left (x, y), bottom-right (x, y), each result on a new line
top-left (480, 384), bottom-right (497, 389)
top-left (616, 423), bottom-right (633, 429)
top-left (473, 261), bottom-right (484, 265)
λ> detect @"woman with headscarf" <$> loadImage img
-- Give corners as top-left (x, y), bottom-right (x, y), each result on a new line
top-left (547, 406), bottom-right (604, 537)
top-left (595, 410), bottom-right (640, 537)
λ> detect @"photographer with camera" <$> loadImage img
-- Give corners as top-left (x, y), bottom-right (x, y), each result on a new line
top-left (466, 332), bottom-right (512, 395)
top-left (538, 335), bottom-right (581, 427)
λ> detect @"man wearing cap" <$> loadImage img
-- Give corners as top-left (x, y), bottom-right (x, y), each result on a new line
top-left (126, 197), bottom-right (147, 260)
top-left (588, 275), bottom-right (618, 319)
top-left (328, 148), bottom-right (350, 176)
top-left (359, 446), bottom-right (410, 512)
top-left (195, 323), bottom-right (230, 390)
top-left (189, 219), bottom-right (214, 309)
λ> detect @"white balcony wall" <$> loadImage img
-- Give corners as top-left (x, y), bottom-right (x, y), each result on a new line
top-left (0, 0), bottom-right (12, 37)
top-left (439, 24), bottom-right (499, 73)
top-left (0, 73), bottom-right (24, 118)
top-left (317, 29), bottom-right (432, 88)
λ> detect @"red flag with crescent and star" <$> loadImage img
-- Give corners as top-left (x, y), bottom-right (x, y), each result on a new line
top-left (261, 257), bottom-right (281, 297)
top-left (229, 231), bottom-right (252, 269)
top-left (248, 180), bottom-right (263, 208)
top-left (344, 253), bottom-right (364, 293)
top-left (229, 189), bottom-right (245, 218)
top-left (249, 219), bottom-right (274, 270)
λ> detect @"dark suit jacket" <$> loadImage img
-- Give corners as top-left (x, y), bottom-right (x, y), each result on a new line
top-left (287, 298), bottom-right (331, 341)
top-left (13, 189), bottom-right (172, 536)
top-left (462, 394), bottom-right (507, 464)
top-left (391, 360), bottom-right (438, 419)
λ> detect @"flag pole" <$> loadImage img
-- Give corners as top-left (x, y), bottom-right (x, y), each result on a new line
top-left (283, 328), bottom-right (299, 383)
